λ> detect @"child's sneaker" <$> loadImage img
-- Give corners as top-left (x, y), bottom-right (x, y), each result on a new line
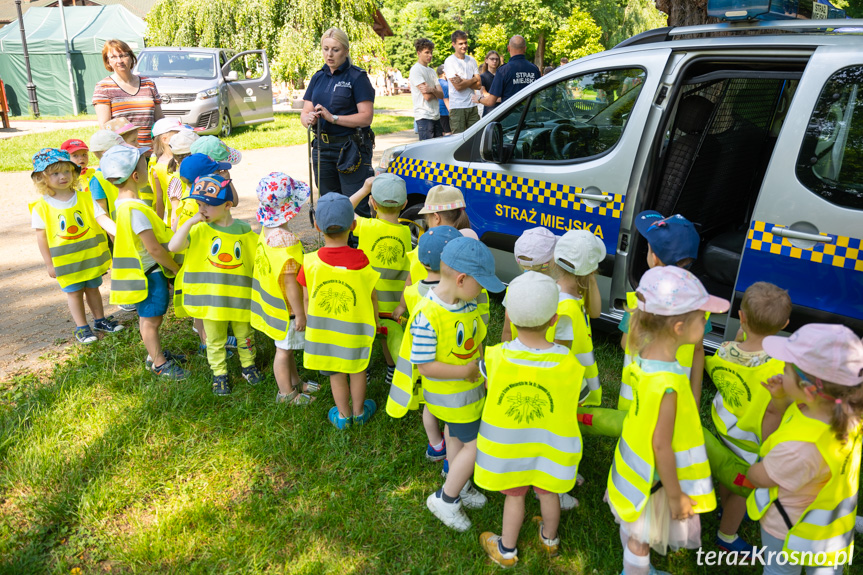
top-left (152, 359), bottom-right (188, 380)
top-left (225, 335), bottom-right (237, 349)
top-left (385, 364), bottom-right (395, 386)
top-left (241, 365), bottom-right (263, 385)
top-left (353, 399), bottom-right (377, 426)
top-left (856, 515), bottom-right (863, 534)
top-left (426, 491), bottom-right (471, 532)
top-left (93, 316), bottom-right (124, 333)
top-left (212, 374), bottom-right (231, 395)
top-left (479, 532), bottom-right (518, 568)
top-left (74, 326), bottom-right (98, 344)
top-left (145, 350), bottom-right (188, 369)
top-left (118, 303), bottom-right (137, 313)
top-left (425, 439), bottom-right (447, 462)
top-left (533, 516), bottom-right (560, 557)
top-left (328, 406), bottom-right (353, 430)
top-left (459, 480), bottom-right (487, 509)
top-left (197, 344), bottom-right (234, 360)
top-left (715, 534), bottom-right (755, 559)
top-left (441, 458), bottom-right (449, 478)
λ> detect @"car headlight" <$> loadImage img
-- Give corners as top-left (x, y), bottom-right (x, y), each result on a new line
top-left (197, 88), bottom-right (219, 100)
top-left (378, 145), bottom-right (405, 174)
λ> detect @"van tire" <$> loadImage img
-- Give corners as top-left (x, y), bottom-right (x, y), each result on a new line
top-left (220, 110), bottom-right (232, 138)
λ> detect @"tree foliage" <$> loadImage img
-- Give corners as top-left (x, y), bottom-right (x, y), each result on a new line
top-left (146, 0), bottom-right (384, 84)
top-left (547, 6), bottom-right (605, 62)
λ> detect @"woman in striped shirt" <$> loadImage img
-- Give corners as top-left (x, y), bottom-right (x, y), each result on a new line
top-left (92, 39), bottom-right (164, 147)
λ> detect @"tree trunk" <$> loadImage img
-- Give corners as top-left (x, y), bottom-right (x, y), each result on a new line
top-left (534, 32), bottom-right (545, 68)
top-left (655, 0), bottom-right (719, 26)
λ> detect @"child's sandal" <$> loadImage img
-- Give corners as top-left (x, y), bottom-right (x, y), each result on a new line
top-left (290, 393), bottom-right (316, 406)
top-left (276, 390), bottom-right (299, 404)
top-left (303, 381), bottom-right (321, 394)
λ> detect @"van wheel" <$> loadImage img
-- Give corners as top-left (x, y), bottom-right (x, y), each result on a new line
top-left (399, 202), bottom-right (427, 248)
top-left (220, 110), bottom-right (232, 137)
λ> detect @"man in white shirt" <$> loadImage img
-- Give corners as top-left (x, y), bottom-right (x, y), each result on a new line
top-left (409, 38), bottom-right (444, 140)
top-left (443, 30), bottom-right (481, 134)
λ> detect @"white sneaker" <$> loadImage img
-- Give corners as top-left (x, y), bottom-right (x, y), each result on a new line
top-left (576, 473), bottom-right (585, 486)
top-left (856, 515), bottom-right (863, 534)
top-left (427, 491), bottom-right (471, 532)
top-left (559, 492), bottom-right (579, 510)
top-left (459, 481), bottom-right (487, 509)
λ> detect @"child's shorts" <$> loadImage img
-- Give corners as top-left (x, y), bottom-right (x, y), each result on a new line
top-left (501, 485), bottom-right (553, 497)
top-left (274, 319), bottom-right (305, 350)
top-left (60, 276), bottom-right (103, 293)
top-left (446, 418), bottom-right (481, 443)
top-left (136, 270), bottom-right (169, 318)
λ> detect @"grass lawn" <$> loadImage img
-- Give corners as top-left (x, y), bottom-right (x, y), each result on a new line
top-left (0, 293), bottom-right (772, 575)
top-left (9, 113), bottom-right (98, 122)
top-left (373, 94), bottom-right (413, 110)
top-left (0, 114), bottom-right (414, 173)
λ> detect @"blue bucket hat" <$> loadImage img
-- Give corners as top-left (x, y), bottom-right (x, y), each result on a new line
top-left (32, 148), bottom-right (81, 176)
top-left (440, 236), bottom-right (505, 293)
top-left (417, 226), bottom-right (462, 272)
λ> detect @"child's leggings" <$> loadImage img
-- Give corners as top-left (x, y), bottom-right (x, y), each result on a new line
top-left (203, 320), bottom-right (255, 375)
top-left (760, 528), bottom-right (838, 575)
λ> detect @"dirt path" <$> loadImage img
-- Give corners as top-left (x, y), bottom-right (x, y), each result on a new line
top-left (0, 130), bottom-right (418, 378)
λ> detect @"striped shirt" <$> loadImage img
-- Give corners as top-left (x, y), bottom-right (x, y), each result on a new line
top-left (409, 289), bottom-right (478, 364)
top-left (92, 76), bottom-right (161, 146)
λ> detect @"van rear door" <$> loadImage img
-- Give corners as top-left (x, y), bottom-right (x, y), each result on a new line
top-left (222, 50), bottom-right (274, 126)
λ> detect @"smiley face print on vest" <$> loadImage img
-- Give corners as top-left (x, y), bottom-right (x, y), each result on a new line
top-left (56, 211), bottom-right (89, 240)
top-left (208, 237), bottom-right (244, 269)
top-left (451, 318), bottom-right (479, 360)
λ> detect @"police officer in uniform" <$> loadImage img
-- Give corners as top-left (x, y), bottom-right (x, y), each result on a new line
top-left (482, 35), bottom-right (540, 107)
top-left (301, 28), bottom-right (375, 217)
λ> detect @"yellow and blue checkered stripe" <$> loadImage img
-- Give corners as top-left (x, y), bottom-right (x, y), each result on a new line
top-left (389, 157), bottom-right (624, 219)
top-left (747, 221), bottom-right (863, 272)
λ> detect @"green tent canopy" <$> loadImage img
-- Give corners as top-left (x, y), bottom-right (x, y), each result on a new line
top-left (0, 5), bottom-right (146, 116)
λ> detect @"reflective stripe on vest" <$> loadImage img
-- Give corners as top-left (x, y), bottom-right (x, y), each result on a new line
top-left (474, 344), bottom-right (584, 493)
top-left (109, 202), bottom-right (176, 305)
top-left (34, 189), bottom-right (112, 288)
top-left (557, 297), bottom-right (600, 406)
top-left (746, 402), bottom-right (861, 565)
top-left (607, 359), bottom-right (716, 522)
top-left (302, 252), bottom-right (379, 374)
top-left (249, 231), bottom-right (304, 340)
top-left (176, 222), bottom-right (257, 321)
top-left (713, 395), bottom-right (760, 465)
top-left (386, 302), bottom-right (428, 418)
top-left (357, 218), bottom-right (411, 315)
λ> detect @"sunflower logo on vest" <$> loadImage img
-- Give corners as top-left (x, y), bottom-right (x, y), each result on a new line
top-left (497, 381), bottom-right (553, 424)
top-left (208, 237), bottom-right (244, 270)
top-left (254, 243), bottom-right (271, 276)
top-left (371, 236), bottom-right (406, 266)
top-left (709, 366), bottom-right (750, 409)
top-left (56, 211), bottom-right (89, 240)
top-left (314, 279), bottom-right (357, 316)
top-left (450, 319), bottom-right (479, 360)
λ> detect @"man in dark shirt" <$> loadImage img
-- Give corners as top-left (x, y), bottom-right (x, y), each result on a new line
top-left (486, 35), bottom-right (540, 106)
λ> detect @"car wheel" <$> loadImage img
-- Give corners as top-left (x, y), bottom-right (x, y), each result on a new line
top-left (220, 110), bottom-right (232, 137)
top-left (399, 202), bottom-right (427, 248)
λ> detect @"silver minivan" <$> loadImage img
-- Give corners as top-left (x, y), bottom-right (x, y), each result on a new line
top-left (380, 19), bottom-right (863, 344)
top-left (135, 47), bottom-right (274, 137)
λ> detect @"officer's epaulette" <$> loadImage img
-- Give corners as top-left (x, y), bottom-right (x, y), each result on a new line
top-left (350, 64), bottom-right (366, 73)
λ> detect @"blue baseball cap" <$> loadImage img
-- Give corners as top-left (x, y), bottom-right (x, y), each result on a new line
top-left (417, 226), bottom-right (462, 272)
top-left (188, 175), bottom-right (233, 206)
top-left (315, 193), bottom-right (355, 233)
top-left (440, 236), bottom-right (505, 293)
top-left (179, 153), bottom-right (231, 185)
top-left (99, 144), bottom-right (151, 183)
top-left (634, 210), bottom-right (700, 266)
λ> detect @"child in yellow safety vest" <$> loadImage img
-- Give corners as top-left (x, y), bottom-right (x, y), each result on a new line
top-left (104, 118), bottom-right (157, 210)
top-left (30, 148), bottom-right (121, 344)
top-left (386, 225), bottom-right (462, 464)
top-left (300, 193), bottom-right (381, 428)
top-left (416, 237), bottom-right (505, 532)
top-left (183, 136), bottom-right (242, 231)
top-left (606, 266), bottom-right (729, 575)
top-left (350, 173), bottom-right (411, 386)
top-left (476, 272), bottom-right (585, 568)
top-left (166, 129), bottom-right (199, 231)
top-left (746, 324), bottom-right (863, 575)
top-left (101, 144), bottom-right (186, 379)
top-left (87, 130), bottom-right (124, 225)
top-left (61, 139), bottom-right (95, 187)
top-left (169, 174), bottom-right (260, 395)
top-left (706, 281), bottom-right (791, 558)
top-left (148, 118), bottom-right (183, 224)
top-left (251, 172), bottom-right (320, 405)
top-left (618, 211), bottom-right (707, 411)
top-left (500, 226), bottom-right (558, 343)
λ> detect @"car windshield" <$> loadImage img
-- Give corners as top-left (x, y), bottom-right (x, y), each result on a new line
top-left (136, 52), bottom-right (217, 80)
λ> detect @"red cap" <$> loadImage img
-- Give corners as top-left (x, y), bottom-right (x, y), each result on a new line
top-left (61, 139), bottom-right (89, 154)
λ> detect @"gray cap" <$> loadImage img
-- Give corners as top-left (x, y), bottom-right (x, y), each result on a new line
top-left (371, 173), bottom-right (407, 206)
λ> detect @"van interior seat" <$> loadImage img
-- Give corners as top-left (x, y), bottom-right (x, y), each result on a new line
top-left (702, 228), bottom-right (748, 287)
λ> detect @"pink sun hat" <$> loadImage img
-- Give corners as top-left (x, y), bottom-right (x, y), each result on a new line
top-left (255, 172), bottom-right (310, 228)
top-left (764, 324), bottom-right (863, 386)
top-left (636, 266), bottom-right (729, 316)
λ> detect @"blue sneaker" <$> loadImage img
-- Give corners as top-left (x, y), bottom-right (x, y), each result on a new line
top-left (353, 399), bottom-right (377, 426)
top-left (328, 406), bottom-right (352, 430)
top-left (225, 335), bottom-right (238, 349)
top-left (425, 438), bottom-right (447, 462)
top-left (441, 458), bottom-right (449, 478)
top-left (715, 534), bottom-right (755, 559)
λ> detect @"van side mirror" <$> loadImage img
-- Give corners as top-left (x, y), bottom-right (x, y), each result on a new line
top-left (479, 122), bottom-right (505, 163)
top-left (225, 71), bottom-right (238, 82)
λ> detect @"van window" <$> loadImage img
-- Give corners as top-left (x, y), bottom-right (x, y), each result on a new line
top-left (796, 65), bottom-right (863, 210)
top-left (136, 51), bottom-right (217, 80)
top-left (498, 68), bottom-right (645, 162)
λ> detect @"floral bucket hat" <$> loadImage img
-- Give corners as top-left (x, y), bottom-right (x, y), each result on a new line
top-left (255, 172), bottom-right (310, 228)
top-left (32, 148), bottom-right (81, 176)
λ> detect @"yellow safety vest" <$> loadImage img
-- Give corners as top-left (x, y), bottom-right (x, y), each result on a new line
top-left (109, 201), bottom-right (177, 305)
top-left (474, 344), bottom-right (585, 493)
top-left (176, 221), bottom-right (257, 322)
top-left (171, 174), bottom-right (197, 229)
top-left (407, 248), bottom-right (427, 284)
top-left (31, 189), bottom-right (111, 289)
top-left (149, 160), bottom-right (171, 222)
top-left (707, 354), bottom-right (784, 465)
top-left (78, 167), bottom-right (95, 193)
top-left (91, 170), bottom-right (119, 220)
top-left (747, 403), bottom-right (860, 566)
top-left (607, 357), bottom-right (716, 522)
top-left (302, 252), bottom-right (380, 373)
top-left (356, 217), bottom-right (411, 315)
top-left (389, 296), bottom-right (487, 423)
top-left (250, 230), bottom-right (304, 340)
top-left (618, 291), bottom-right (699, 411)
